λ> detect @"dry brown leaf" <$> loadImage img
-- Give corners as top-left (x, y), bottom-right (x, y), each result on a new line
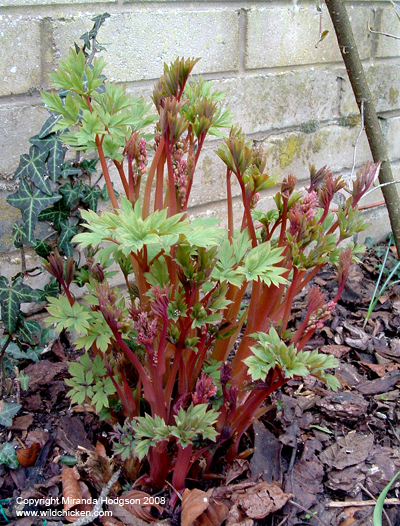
top-left (95, 441), bottom-right (107, 458)
top-left (182, 488), bottom-right (212, 526)
top-left (107, 503), bottom-right (152, 526)
top-left (100, 516), bottom-right (127, 526)
top-left (76, 446), bottom-right (120, 494)
top-left (62, 466), bottom-right (93, 522)
top-left (10, 414), bottom-right (34, 431)
top-left (122, 489), bottom-right (164, 523)
top-left (230, 482), bottom-right (290, 520)
top-left (181, 488), bottom-right (229, 526)
top-left (225, 459), bottom-right (250, 485)
top-left (16, 443), bottom-right (40, 467)
top-left (338, 506), bottom-right (360, 526)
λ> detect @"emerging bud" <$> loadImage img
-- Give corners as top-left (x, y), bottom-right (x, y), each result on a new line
top-left (192, 372), bottom-right (218, 405)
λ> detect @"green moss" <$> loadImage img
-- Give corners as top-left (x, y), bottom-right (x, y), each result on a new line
top-left (338, 114), bottom-right (361, 128)
top-left (300, 120), bottom-right (319, 134)
top-left (389, 87), bottom-right (399, 106)
top-left (279, 135), bottom-right (303, 169)
top-left (0, 195), bottom-right (21, 252)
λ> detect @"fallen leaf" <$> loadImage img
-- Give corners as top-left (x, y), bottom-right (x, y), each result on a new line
top-left (61, 466), bottom-right (92, 522)
top-left (230, 481), bottom-right (290, 519)
top-left (249, 421), bottom-right (281, 483)
top-left (181, 488), bottom-right (211, 526)
top-left (122, 489), bottom-right (163, 523)
top-left (10, 414), bottom-right (34, 431)
top-left (16, 443), bottom-right (40, 467)
top-left (319, 433), bottom-right (374, 470)
top-left (101, 516), bottom-right (127, 526)
top-left (107, 503), bottom-right (153, 526)
top-left (181, 488), bottom-right (229, 526)
top-left (316, 392), bottom-right (369, 421)
top-left (95, 441), bottom-right (107, 458)
top-left (357, 371), bottom-right (400, 395)
top-left (76, 446), bottom-right (120, 494)
top-left (225, 459), bottom-right (249, 485)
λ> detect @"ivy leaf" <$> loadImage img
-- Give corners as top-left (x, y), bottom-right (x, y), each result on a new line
top-left (39, 113), bottom-right (65, 138)
top-left (47, 138), bottom-right (68, 181)
top-left (35, 278), bottom-right (59, 302)
top-left (16, 371), bottom-right (30, 391)
top-left (17, 319), bottom-right (41, 345)
top-left (14, 145), bottom-right (52, 195)
top-left (59, 182), bottom-right (83, 207)
top-left (38, 199), bottom-right (70, 231)
top-left (6, 179), bottom-right (62, 243)
top-left (0, 402), bottom-right (22, 428)
top-left (0, 277), bottom-right (40, 333)
top-left (60, 164), bottom-right (81, 179)
top-left (34, 239), bottom-right (52, 258)
top-left (58, 221), bottom-right (78, 257)
top-left (0, 443), bottom-right (19, 468)
top-left (81, 185), bottom-right (103, 211)
top-left (12, 223), bottom-right (30, 248)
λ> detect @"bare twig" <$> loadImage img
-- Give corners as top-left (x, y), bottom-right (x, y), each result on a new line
top-left (326, 498), bottom-right (400, 508)
top-left (63, 469), bottom-right (121, 526)
top-left (368, 18), bottom-right (400, 40)
top-left (276, 516), bottom-right (289, 526)
top-left (362, 179), bottom-right (400, 200)
top-left (349, 99), bottom-right (365, 183)
top-left (360, 483), bottom-right (393, 526)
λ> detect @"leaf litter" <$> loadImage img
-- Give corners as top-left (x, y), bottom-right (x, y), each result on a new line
top-left (2, 245), bottom-right (400, 525)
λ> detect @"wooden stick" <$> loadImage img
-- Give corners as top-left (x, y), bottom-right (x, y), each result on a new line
top-left (326, 498), bottom-right (400, 509)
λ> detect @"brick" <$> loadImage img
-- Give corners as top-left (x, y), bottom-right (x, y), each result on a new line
top-left (0, 0), bottom-right (109, 5)
top-left (246, 6), bottom-right (372, 69)
top-left (0, 102), bottom-right (48, 177)
top-left (0, 15), bottom-right (41, 96)
top-left (219, 69), bottom-right (338, 135)
top-left (189, 144), bottom-right (241, 207)
top-left (386, 116), bottom-right (400, 163)
top-left (53, 9), bottom-right (239, 83)
top-left (339, 62), bottom-right (400, 115)
top-left (375, 8), bottom-right (400, 58)
top-left (261, 124), bottom-right (371, 179)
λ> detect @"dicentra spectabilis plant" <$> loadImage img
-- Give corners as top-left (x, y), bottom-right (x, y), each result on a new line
top-left (42, 38), bottom-right (379, 501)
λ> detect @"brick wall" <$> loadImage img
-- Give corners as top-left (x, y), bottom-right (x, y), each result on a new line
top-left (1, 0), bottom-right (399, 263)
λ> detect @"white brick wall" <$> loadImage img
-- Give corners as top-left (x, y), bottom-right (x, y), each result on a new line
top-left (0, 0), bottom-right (399, 253)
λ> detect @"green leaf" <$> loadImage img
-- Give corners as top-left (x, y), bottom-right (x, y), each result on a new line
top-left (373, 470), bottom-right (400, 526)
top-left (17, 319), bottom-right (42, 345)
top-left (59, 182), bottom-right (83, 207)
top-left (0, 402), bottom-right (22, 428)
top-left (12, 223), bottom-right (30, 248)
top-left (81, 185), bottom-right (103, 211)
top-left (0, 277), bottom-right (39, 333)
top-left (46, 295), bottom-right (92, 334)
top-left (34, 239), bottom-right (52, 258)
top-left (39, 113), bottom-right (65, 138)
top-left (0, 442), bottom-right (19, 468)
top-left (59, 455), bottom-right (77, 466)
top-left (58, 221), bottom-right (78, 257)
top-left (6, 179), bottom-right (62, 243)
top-left (38, 199), bottom-right (70, 231)
top-left (47, 138), bottom-right (68, 181)
top-left (15, 145), bottom-right (52, 195)
top-left (240, 243), bottom-right (286, 286)
top-left (16, 371), bottom-right (30, 391)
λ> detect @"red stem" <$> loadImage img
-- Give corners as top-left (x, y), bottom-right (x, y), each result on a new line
top-left (226, 168), bottom-right (234, 242)
top-left (95, 135), bottom-right (119, 210)
top-left (143, 137), bottom-right (165, 218)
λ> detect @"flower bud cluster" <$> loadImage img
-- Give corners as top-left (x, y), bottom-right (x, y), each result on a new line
top-left (192, 372), bottom-right (218, 405)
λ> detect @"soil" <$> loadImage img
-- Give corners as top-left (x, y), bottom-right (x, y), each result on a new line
top-left (2, 241), bottom-right (400, 526)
